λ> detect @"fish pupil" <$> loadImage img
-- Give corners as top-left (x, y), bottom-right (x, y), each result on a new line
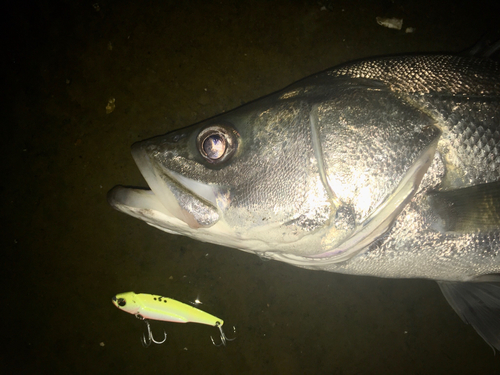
top-left (203, 134), bottom-right (226, 160)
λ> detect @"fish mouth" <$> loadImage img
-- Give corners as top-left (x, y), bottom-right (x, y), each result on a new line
top-left (108, 143), bottom-right (220, 233)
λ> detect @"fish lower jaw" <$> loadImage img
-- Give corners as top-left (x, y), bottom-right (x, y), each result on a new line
top-left (131, 146), bottom-right (220, 228)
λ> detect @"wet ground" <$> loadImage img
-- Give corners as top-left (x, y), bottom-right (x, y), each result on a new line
top-left (3, 0), bottom-right (500, 373)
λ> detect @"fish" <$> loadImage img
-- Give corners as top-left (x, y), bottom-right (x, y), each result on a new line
top-left (108, 54), bottom-right (500, 350)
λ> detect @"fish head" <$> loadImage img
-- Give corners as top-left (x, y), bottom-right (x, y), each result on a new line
top-left (109, 77), bottom-right (440, 263)
top-left (109, 94), bottom-right (333, 256)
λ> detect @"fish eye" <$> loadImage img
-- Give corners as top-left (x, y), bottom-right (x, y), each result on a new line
top-left (203, 134), bottom-right (226, 160)
top-left (117, 298), bottom-right (126, 307)
top-left (197, 124), bottom-right (238, 165)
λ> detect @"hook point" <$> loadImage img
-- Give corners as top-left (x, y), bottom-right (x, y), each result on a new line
top-left (211, 322), bottom-right (236, 347)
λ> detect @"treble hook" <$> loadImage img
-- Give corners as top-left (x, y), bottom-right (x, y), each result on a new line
top-left (210, 321), bottom-right (236, 347)
top-left (136, 314), bottom-right (167, 348)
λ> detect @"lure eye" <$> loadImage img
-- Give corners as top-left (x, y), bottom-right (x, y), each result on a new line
top-left (197, 124), bottom-right (238, 165)
top-left (117, 298), bottom-right (126, 307)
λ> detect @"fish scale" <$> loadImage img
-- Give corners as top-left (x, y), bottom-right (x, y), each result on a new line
top-left (329, 55), bottom-right (500, 94)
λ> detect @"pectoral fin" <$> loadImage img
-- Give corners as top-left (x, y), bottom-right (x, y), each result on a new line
top-left (428, 181), bottom-right (500, 232)
top-left (437, 280), bottom-right (500, 351)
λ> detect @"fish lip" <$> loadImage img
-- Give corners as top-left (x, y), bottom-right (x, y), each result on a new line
top-left (130, 142), bottom-right (183, 219)
top-left (130, 141), bottom-right (219, 228)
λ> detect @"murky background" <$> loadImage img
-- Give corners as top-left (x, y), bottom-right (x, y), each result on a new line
top-left (4, 0), bottom-right (500, 373)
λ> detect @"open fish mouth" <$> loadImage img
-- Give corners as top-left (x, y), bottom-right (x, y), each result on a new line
top-left (108, 142), bottom-right (220, 235)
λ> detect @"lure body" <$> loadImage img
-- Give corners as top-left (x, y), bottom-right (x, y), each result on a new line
top-left (112, 291), bottom-right (223, 327)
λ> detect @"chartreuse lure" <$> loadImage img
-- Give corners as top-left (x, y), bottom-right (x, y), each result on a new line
top-left (112, 291), bottom-right (235, 347)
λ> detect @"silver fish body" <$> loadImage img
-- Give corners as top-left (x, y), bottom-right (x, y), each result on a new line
top-left (109, 54), bottom-right (500, 349)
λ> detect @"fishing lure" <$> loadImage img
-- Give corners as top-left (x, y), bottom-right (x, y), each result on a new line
top-left (112, 291), bottom-right (235, 347)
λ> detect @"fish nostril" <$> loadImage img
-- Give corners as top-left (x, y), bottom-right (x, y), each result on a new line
top-left (170, 133), bottom-right (186, 143)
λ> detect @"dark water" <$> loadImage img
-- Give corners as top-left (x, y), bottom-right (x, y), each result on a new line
top-left (4, 0), bottom-right (499, 373)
